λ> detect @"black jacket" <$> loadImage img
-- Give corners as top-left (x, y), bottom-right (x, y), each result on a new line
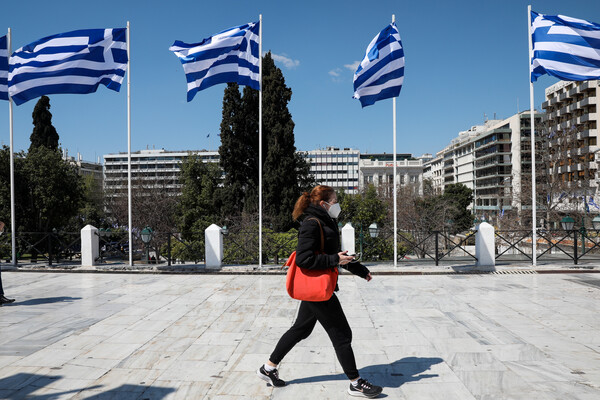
top-left (295, 204), bottom-right (370, 284)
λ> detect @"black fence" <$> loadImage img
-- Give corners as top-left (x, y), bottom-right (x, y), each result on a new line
top-left (3, 227), bottom-right (597, 266)
top-left (94, 227), bottom-right (478, 266)
top-left (496, 229), bottom-right (600, 264)
top-left (0, 231), bottom-right (81, 265)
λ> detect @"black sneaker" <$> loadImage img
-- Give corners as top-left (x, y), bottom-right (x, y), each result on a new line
top-left (0, 296), bottom-right (15, 305)
top-left (257, 365), bottom-right (286, 387)
top-left (348, 378), bottom-right (383, 398)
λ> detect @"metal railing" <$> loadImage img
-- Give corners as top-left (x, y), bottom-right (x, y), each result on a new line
top-left (5, 227), bottom-right (599, 267)
top-left (495, 229), bottom-right (600, 264)
top-left (0, 231), bottom-right (81, 265)
top-left (342, 227), bottom-right (477, 266)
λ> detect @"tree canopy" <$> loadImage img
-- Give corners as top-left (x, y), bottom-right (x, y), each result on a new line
top-left (216, 52), bottom-right (313, 231)
top-left (29, 96), bottom-right (59, 152)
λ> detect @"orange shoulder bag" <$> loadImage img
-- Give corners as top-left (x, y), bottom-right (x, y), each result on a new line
top-left (285, 218), bottom-right (339, 302)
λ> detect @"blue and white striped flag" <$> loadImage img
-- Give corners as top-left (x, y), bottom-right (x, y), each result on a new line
top-left (0, 35), bottom-right (8, 101)
top-left (353, 23), bottom-right (404, 108)
top-left (531, 11), bottom-right (600, 82)
top-left (9, 28), bottom-right (127, 106)
top-left (170, 21), bottom-right (260, 102)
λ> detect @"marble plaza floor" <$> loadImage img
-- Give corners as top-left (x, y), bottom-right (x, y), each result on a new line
top-left (1, 271), bottom-right (600, 399)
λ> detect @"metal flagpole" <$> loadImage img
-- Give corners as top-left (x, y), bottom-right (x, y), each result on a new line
top-left (258, 14), bottom-right (263, 268)
top-left (527, 5), bottom-right (537, 266)
top-left (127, 21), bottom-right (133, 266)
top-left (392, 15), bottom-right (398, 267)
top-left (7, 28), bottom-right (16, 266)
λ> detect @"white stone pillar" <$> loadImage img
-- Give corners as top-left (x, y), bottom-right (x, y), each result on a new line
top-left (341, 223), bottom-right (356, 256)
top-left (81, 225), bottom-right (99, 267)
top-left (476, 222), bottom-right (495, 268)
top-left (205, 224), bottom-right (223, 268)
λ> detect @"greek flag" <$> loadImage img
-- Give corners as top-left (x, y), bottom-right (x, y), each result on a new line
top-left (9, 28), bottom-right (127, 106)
top-left (170, 21), bottom-right (260, 102)
top-left (353, 22), bottom-right (404, 108)
top-left (531, 11), bottom-right (600, 82)
top-left (0, 35), bottom-right (7, 101)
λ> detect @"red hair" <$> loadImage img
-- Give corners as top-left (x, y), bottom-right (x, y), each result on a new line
top-left (292, 185), bottom-right (335, 221)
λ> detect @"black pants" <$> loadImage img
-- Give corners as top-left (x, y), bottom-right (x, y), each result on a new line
top-left (0, 265), bottom-right (4, 295)
top-left (269, 294), bottom-right (359, 380)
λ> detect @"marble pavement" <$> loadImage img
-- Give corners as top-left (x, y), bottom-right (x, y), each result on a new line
top-left (1, 271), bottom-right (600, 399)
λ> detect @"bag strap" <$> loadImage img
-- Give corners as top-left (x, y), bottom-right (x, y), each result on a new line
top-left (306, 217), bottom-right (325, 253)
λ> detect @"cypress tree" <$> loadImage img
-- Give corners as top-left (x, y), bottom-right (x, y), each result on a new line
top-left (29, 96), bottom-right (59, 152)
top-left (217, 53), bottom-right (313, 231)
top-left (239, 86), bottom-right (260, 213)
top-left (262, 52), bottom-right (301, 231)
top-left (218, 83), bottom-right (245, 217)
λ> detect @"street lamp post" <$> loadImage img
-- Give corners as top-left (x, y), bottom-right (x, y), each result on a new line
top-left (580, 216), bottom-right (586, 255)
top-left (592, 216), bottom-right (600, 231)
top-left (368, 223), bottom-right (379, 238)
top-left (358, 222), bottom-right (379, 261)
top-left (141, 226), bottom-right (153, 263)
top-left (561, 216), bottom-right (575, 231)
top-left (561, 216), bottom-right (577, 264)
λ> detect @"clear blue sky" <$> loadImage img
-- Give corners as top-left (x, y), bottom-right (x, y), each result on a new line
top-left (1, 0), bottom-right (599, 162)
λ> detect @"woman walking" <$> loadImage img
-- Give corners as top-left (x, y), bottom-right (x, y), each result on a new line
top-left (257, 185), bottom-right (383, 398)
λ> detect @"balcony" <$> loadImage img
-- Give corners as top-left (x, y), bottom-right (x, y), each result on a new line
top-left (568, 87), bottom-right (579, 97)
top-left (576, 129), bottom-right (597, 139)
top-left (580, 81), bottom-right (595, 92)
top-left (568, 103), bottom-right (579, 113)
top-left (579, 112), bottom-right (598, 124)
top-left (559, 105), bottom-right (571, 115)
top-left (579, 96), bottom-right (597, 108)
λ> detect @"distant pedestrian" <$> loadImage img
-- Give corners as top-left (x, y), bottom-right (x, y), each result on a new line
top-left (0, 222), bottom-right (15, 307)
top-left (257, 185), bottom-right (383, 398)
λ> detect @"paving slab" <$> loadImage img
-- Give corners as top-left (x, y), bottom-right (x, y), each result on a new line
top-left (0, 271), bottom-right (599, 399)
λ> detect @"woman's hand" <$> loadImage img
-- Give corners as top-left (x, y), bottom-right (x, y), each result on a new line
top-left (338, 251), bottom-right (354, 265)
top-left (365, 273), bottom-right (372, 282)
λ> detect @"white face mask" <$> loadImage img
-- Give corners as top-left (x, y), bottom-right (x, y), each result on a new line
top-left (325, 202), bottom-right (341, 219)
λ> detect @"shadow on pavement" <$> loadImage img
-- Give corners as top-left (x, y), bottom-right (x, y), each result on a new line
top-left (0, 373), bottom-right (176, 399)
top-left (82, 383), bottom-right (176, 399)
top-left (286, 357), bottom-right (444, 388)
top-left (11, 296), bottom-right (82, 306)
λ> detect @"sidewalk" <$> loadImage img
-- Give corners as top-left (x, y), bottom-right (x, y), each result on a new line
top-left (4, 258), bottom-right (600, 275)
top-left (1, 271), bottom-right (600, 399)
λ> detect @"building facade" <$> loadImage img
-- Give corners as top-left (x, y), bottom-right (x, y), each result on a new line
top-left (103, 149), bottom-right (220, 195)
top-left (423, 112), bottom-right (542, 219)
top-left (358, 153), bottom-right (429, 194)
top-left (542, 80), bottom-right (599, 200)
top-left (423, 150), bottom-right (444, 193)
top-left (303, 147), bottom-right (360, 194)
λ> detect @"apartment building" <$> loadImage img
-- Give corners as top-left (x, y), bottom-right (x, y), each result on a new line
top-left (103, 149), bottom-right (219, 195)
top-left (423, 150), bottom-right (444, 193)
top-left (303, 147), bottom-right (360, 194)
top-left (542, 80), bottom-right (599, 199)
top-left (423, 112), bottom-right (541, 219)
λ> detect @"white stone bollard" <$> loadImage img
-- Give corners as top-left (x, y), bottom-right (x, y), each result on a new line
top-left (341, 223), bottom-right (356, 256)
top-left (476, 222), bottom-right (495, 268)
top-left (81, 225), bottom-right (99, 267)
top-left (205, 224), bottom-right (223, 268)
